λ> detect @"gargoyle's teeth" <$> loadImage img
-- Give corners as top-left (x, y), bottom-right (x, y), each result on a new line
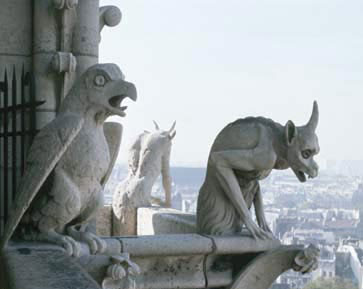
top-left (297, 170), bottom-right (307, 182)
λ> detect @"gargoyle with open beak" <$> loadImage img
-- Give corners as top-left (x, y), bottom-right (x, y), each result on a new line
top-left (0, 63), bottom-right (136, 257)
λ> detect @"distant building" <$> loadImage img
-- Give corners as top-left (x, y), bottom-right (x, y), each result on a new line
top-left (337, 245), bottom-right (363, 289)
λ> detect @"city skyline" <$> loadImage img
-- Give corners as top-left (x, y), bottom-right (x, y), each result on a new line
top-left (100, 0), bottom-right (363, 167)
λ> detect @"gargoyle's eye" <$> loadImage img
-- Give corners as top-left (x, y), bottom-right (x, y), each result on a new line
top-left (302, 150), bottom-right (312, 159)
top-left (94, 75), bottom-right (106, 87)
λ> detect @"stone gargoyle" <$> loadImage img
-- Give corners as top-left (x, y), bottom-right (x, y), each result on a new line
top-left (0, 63), bottom-right (137, 257)
top-left (197, 102), bottom-right (320, 239)
top-left (112, 121), bottom-right (176, 235)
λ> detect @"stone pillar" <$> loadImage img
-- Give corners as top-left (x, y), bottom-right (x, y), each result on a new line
top-left (73, 2), bottom-right (121, 78)
top-left (33, 0), bottom-right (79, 130)
top-left (73, 0), bottom-right (100, 78)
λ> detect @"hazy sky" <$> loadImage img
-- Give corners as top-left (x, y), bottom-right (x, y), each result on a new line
top-left (100, 0), bottom-right (363, 167)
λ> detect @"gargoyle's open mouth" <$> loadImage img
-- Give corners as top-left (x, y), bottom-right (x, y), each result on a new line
top-left (108, 95), bottom-right (131, 117)
top-left (296, 170), bottom-right (307, 183)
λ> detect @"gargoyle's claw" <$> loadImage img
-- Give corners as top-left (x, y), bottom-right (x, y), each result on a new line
top-left (82, 232), bottom-right (107, 254)
top-left (61, 236), bottom-right (81, 257)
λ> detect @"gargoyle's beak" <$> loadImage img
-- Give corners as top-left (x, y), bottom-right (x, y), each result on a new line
top-left (107, 80), bottom-right (137, 117)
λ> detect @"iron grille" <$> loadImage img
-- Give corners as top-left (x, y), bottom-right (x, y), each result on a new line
top-left (0, 66), bottom-right (44, 237)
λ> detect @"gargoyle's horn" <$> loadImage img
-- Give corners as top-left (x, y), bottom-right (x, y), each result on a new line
top-left (306, 101), bottom-right (319, 131)
top-left (169, 121), bottom-right (176, 134)
top-left (169, 131), bottom-right (176, 140)
top-left (153, 120), bottom-right (160, 130)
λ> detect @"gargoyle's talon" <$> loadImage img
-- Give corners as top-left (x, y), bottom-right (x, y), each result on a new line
top-left (61, 236), bottom-right (81, 257)
top-left (89, 240), bottom-right (98, 255)
top-left (96, 238), bottom-right (107, 254)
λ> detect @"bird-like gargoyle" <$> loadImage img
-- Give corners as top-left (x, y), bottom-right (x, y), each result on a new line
top-left (0, 63), bottom-right (137, 257)
top-left (197, 102), bottom-right (320, 239)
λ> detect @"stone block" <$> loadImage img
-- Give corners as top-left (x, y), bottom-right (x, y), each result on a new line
top-left (137, 207), bottom-right (197, 235)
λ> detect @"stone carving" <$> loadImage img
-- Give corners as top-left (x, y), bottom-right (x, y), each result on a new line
top-left (112, 121), bottom-right (176, 235)
top-left (292, 244), bottom-right (320, 274)
top-left (197, 102), bottom-right (320, 239)
top-left (0, 63), bottom-right (137, 257)
top-left (102, 253), bottom-right (141, 289)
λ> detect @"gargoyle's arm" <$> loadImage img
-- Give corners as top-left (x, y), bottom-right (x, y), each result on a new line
top-left (254, 186), bottom-right (273, 235)
top-left (210, 143), bottom-right (276, 239)
top-left (161, 147), bottom-right (172, 208)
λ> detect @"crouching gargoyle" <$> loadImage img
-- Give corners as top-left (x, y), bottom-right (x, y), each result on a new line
top-left (197, 102), bottom-right (320, 239)
top-left (0, 63), bottom-right (137, 257)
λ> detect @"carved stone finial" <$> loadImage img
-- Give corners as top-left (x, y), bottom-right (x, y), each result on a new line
top-left (292, 245), bottom-right (320, 274)
top-left (102, 254), bottom-right (141, 289)
top-left (99, 6), bottom-right (122, 33)
top-left (51, 52), bottom-right (77, 73)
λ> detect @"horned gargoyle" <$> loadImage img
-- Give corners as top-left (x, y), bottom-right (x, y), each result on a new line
top-left (197, 102), bottom-right (320, 239)
top-left (0, 63), bottom-right (137, 257)
top-left (112, 121), bottom-right (176, 234)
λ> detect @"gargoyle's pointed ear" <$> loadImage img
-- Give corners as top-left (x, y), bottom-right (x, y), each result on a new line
top-left (306, 101), bottom-right (319, 132)
top-left (285, 120), bottom-right (297, 146)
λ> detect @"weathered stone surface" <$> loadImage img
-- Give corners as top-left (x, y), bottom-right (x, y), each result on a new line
top-left (197, 102), bottom-right (320, 240)
top-left (0, 64), bottom-right (137, 257)
top-left (137, 207), bottom-right (197, 235)
top-left (112, 122), bottom-right (176, 235)
top-left (1, 237), bottom-right (312, 289)
top-left (120, 234), bottom-right (214, 257)
top-left (0, 0), bottom-right (32, 56)
top-left (212, 234), bottom-right (281, 255)
top-left (2, 244), bottom-right (101, 289)
top-left (96, 205), bottom-right (113, 236)
top-left (227, 245), bottom-right (319, 289)
top-left (112, 206), bottom-right (137, 236)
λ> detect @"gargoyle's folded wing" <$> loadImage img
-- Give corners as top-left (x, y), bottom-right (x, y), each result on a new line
top-left (0, 113), bottom-right (84, 250)
top-left (101, 122), bottom-right (122, 186)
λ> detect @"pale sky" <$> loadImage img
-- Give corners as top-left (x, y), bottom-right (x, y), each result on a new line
top-left (100, 0), bottom-right (363, 167)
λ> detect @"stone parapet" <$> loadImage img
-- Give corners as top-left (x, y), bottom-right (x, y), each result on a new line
top-left (0, 236), bottom-right (316, 289)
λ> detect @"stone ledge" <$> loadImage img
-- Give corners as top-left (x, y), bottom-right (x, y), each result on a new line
top-left (1, 237), bottom-right (306, 289)
top-left (1, 243), bottom-right (101, 289)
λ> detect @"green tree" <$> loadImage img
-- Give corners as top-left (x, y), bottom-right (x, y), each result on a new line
top-left (304, 277), bottom-right (357, 289)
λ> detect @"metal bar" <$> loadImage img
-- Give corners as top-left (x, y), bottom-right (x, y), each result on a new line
top-left (12, 67), bottom-right (17, 201)
top-left (21, 66), bottom-right (25, 175)
top-left (3, 69), bottom-right (8, 224)
top-left (0, 130), bottom-right (40, 137)
top-left (0, 101), bottom-right (44, 113)
top-left (0, 75), bottom-right (4, 237)
top-left (29, 73), bottom-right (36, 144)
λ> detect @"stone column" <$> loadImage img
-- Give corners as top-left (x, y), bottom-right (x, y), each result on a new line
top-left (73, 1), bottom-right (121, 78)
top-left (33, 0), bottom-right (78, 130)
